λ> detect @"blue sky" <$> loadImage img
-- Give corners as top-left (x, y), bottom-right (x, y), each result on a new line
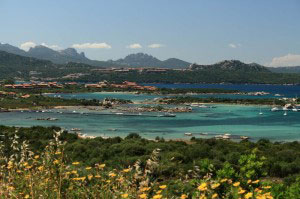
top-left (1, 0), bottom-right (300, 66)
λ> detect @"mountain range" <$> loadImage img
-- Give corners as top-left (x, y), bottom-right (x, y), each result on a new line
top-left (1, 42), bottom-right (300, 73)
top-left (0, 43), bottom-right (190, 68)
top-left (0, 43), bottom-right (113, 67)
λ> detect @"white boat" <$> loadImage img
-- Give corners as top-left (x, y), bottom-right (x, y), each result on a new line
top-left (71, 128), bottom-right (81, 131)
top-left (198, 105), bottom-right (208, 108)
top-left (259, 108), bottom-right (263, 115)
top-left (116, 112), bottom-right (124, 115)
top-left (222, 135), bottom-right (230, 139)
top-left (184, 132), bottom-right (193, 136)
top-left (283, 111), bottom-right (287, 116)
top-left (224, 133), bottom-right (231, 136)
top-left (271, 107), bottom-right (279, 112)
top-left (240, 136), bottom-right (249, 140)
top-left (292, 108), bottom-right (298, 112)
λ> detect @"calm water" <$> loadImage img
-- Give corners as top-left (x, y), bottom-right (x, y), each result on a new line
top-left (144, 83), bottom-right (300, 98)
top-left (2, 84), bottom-right (300, 141)
top-left (1, 101), bottom-right (300, 142)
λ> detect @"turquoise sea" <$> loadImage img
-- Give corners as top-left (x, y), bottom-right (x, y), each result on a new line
top-left (1, 90), bottom-right (300, 142)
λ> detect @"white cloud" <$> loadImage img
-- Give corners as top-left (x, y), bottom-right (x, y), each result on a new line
top-left (126, 43), bottom-right (142, 49)
top-left (72, 42), bottom-right (111, 49)
top-left (269, 54), bottom-right (300, 67)
top-left (229, 43), bottom-right (237, 48)
top-left (20, 41), bottom-right (61, 51)
top-left (41, 43), bottom-right (61, 50)
top-left (228, 43), bottom-right (242, 49)
top-left (148, 43), bottom-right (164, 48)
top-left (20, 41), bottom-right (36, 51)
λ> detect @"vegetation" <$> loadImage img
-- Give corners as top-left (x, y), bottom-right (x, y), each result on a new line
top-left (0, 95), bottom-right (101, 109)
top-left (0, 126), bottom-right (300, 198)
top-left (0, 84), bottom-right (240, 95)
top-left (158, 96), bottom-right (286, 106)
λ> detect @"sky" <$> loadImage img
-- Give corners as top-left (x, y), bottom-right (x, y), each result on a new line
top-left (0, 0), bottom-right (300, 66)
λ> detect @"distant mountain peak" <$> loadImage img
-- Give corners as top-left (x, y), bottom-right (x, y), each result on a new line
top-left (190, 60), bottom-right (269, 72)
top-left (60, 48), bottom-right (86, 58)
top-left (113, 53), bottom-right (191, 68)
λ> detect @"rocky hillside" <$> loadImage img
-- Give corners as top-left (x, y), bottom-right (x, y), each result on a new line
top-left (189, 60), bottom-right (270, 73)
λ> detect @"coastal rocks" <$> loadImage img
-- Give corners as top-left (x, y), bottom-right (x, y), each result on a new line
top-left (121, 105), bottom-right (192, 113)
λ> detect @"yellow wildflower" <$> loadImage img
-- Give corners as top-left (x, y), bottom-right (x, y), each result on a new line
top-left (252, 180), bottom-right (260, 184)
top-left (159, 185), bottom-right (167, 189)
top-left (109, 172), bottom-right (116, 177)
top-left (99, 164), bottom-right (106, 168)
top-left (263, 186), bottom-right (271, 189)
top-left (34, 155), bottom-right (39, 159)
top-left (95, 175), bottom-right (101, 178)
top-left (220, 178), bottom-right (228, 183)
top-left (245, 192), bottom-right (253, 199)
top-left (139, 193), bottom-right (147, 199)
top-left (72, 162), bottom-right (80, 165)
top-left (24, 195), bottom-right (30, 199)
top-left (85, 167), bottom-right (92, 170)
top-left (233, 182), bottom-right (240, 187)
top-left (238, 189), bottom-right (246, 194)
top-left (153, 195), bottom-right (162, 199)
top-left (121, 193), bottom-right (129, 198)
top-left (55, 151), bottom-right (62, 155)
top-left (199, 195), bottom-right (207, 199)
top-left (212, 193), bottom-right (218, 199)
top-left (123, 168), bottom-right (130, 173)
top-left (38, 166), bottom-right (44, 171)
top-left (53, 159), bottom-right (59, 164)
top-left (211, 183), bottom-right (220, 189)
top-left (247, 179), bottom-right (252, 184)
top-left (181, 194), bottom-right (188, 199)
top-left (71, 170), bottom-right (77, 174)
top-left (156, 190), bottom-right (162, 194)
top-left (198, 183), bottom-right (207, 191)
top-left (141, 187), bottom-right (151, 192)
top-left (88, 174), bottom-right (93, 180)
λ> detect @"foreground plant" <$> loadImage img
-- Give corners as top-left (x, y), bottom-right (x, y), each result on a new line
top-left (0, 131), bottom-right (297, 198)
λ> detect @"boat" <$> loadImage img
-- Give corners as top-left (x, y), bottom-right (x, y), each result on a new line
top-left (292, 108), bottom-right (298, 112)
top-left (222, 135), bottom-right (230, 139)
top-left (224, 133), bottom-right (231, 136)
top-left (259, 108), bottom-right (263, 115)
top-left (214, 135), bottom-right (223, 139)
top-left (271, 107), bottom-right (279, 112)
top-left (184, 132), bottom-right (193, 136)
top-left (158, 113), bottom-right (176, 117)
top-left (283, 111), bottom-right (287, 116)
top-left (198, 105), bottom-right (208, 108)
top-left (116, 112), bottom-right (124, 115)
top-left (71, 128), bottom-right (81, 131)
top-left (48, 118), bottom-right (58, 121)
top-left (240, 136), bottom-right (249, 140)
